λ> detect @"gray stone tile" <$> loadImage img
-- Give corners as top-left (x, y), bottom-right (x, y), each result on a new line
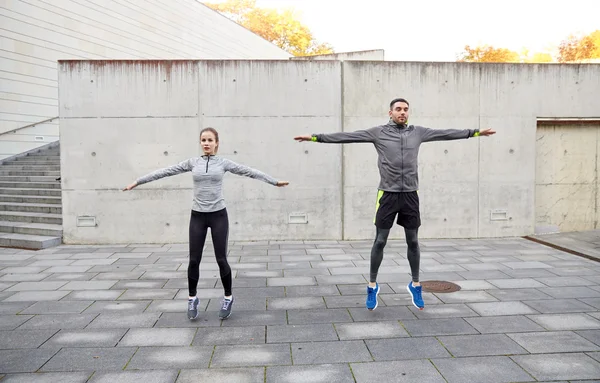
top-left (467, 301), bottom-right (540, 316)
top-left (63, 290), bottom-right (124, 301)
top-left (266, 364), bottom-right (354, 383)
top-left (42, 273), bottom-right (96, 281)
top-left (219, 310), bottom-right (287, 326)
top-left (523, 298), bottom-right (596, 313)
top-left (578, 330), bottom-right (600, 346)
top-left (206, 296), bottom-right (265, 312)
top-left (155, 312), bottom-right (222, 328)
top-left (465, 315), bottom-right (545, 334)
top-left (501, 268), bottom-right (558, 278)
top-left (0, 273), bottom-right (54, 282)
top-left (90, 370), bottom-right (178, 383)
top-left (43, 328), bottom-right (127, 348)
top-left (337, 283), bottom-right (393, 295)
top-left (176, 367), bottom-right (264, 383)
top-left (21, 301), bottom-right (93, 314)
top-left (487, 278), bottom-right (546, 289)
top-left (432, 356), bottom-right (534, 383)
top-left (0, 329), bottom-right (58, 348)
top-left (4, 291), bottom-right (71, 302)
top-left (267, 296), bottom-right (325, 310)
top-left (6, 281), bottom-right (69, 291)
top-left (502, 261), bottom-right (553, 269)
top-left (18, 314), bottom-right (98, 330)
top-left (438, 334), bottom-right (528, 357)
top-left (365, 337), bottom-right (451, 360)
top-left (315, 275), bottom-right (367, 285)
top-left (232, 287), bottom-right (285, 298)
top-left (453, 279), bottom-right (497, 290)
top-left (291, 340), bottom-right (371, 364)
top-left (408, 303), bottom-right (479, 319)
top-left (527, 313), bottom-right (600, 330)
top-left (508, 331), bottom-right (600, 353)
top-left (511, 353), bottom-right (600, 381)
top-left (287, 308), bottom-right (352, 324)
top-left (237, 270), bottom-right (282, 278)
top-left (486, 288), bottom-right (552, 301)
top-left (434, 290), bottom-right (498, 303)
top-left (0, 349), bottom-right (58, 373)
top-left (194, 326), bottom-right (265, 345)
top-left (0, 302), bottom-right (34, 314)
top-left (457, 270), bottom-right (511, 279)
top-left (336, 321), bottom-right (408, 340)
top-left (40, 347), bottom-right (137, 372)
top-left (0, 314), bottom-right (33, 330)
top-left (402, 318), bottom-right (479, 336)
top-left (118, 328), bottom-right (196, 347)
top-left (284, 285), bottom-right (339, 297)
top-left (267, 277), bottom-right (316, 287)
top-left (119, 289), bottom-right (178, 300)
top-left (1, 266), bottom-right (48, 274)
top-left (282, 268), bottom-right (331, 277)
top-left (84, 300), bottom-right (152, 314)
top-left (539, 286), bottom-right (600, 298)
top-left (267, 324), bottom-right (337, 343)
top-left (126, 346), bottom-right (213, 370)
top-left (0, 372), bottom-right (92, 383)
top-left (348, 306), bottom-right (416, 321)
top-left (140, 271), bottom-right (186, 280)
top-left (210, 344), bottom-right (291, 367)
top-left (87, 313), bottom-right (161, 329)
top-left (324, 294), bottom-right (377, 309)
top-left (59, 281), bottom-right (118, 290)
top-left (267, 261), bottom-right (312, 270)
top-left (350, 360), bottom-right (446, 383)
top-left (45, 266), bottom-right (93, 273)
top-left (92, 271), bottom-right (145, 280)
top-left (535, 276), bottom-right (593, 287)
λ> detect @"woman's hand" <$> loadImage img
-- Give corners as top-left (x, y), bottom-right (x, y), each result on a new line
top-left (276, 181), bottom-right (289, 187)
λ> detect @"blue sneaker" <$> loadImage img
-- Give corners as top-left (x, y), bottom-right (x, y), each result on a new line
top-left (187, 296), bottom-right (200, 320)
top-left (366, 283), bottom-right (380, 310)
top-left (407, 282), bottom-right (424, 310)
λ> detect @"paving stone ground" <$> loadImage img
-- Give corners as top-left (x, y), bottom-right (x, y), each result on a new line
top-left (1, 236), bottom-right (600, 382)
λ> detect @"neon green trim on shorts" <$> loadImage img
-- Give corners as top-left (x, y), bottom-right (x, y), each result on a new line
top-left (373, 190), bottom-right (384, 223)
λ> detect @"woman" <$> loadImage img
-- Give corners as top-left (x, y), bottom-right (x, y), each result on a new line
top-left (123, 127), bottom-right (289, 320)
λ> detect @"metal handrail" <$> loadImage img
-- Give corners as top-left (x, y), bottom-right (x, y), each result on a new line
top-left (0, 116), bottom-right (59, 137)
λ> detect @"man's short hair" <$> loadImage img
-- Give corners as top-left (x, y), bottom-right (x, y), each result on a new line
top-left (390, 98), bottom-right (409, 110)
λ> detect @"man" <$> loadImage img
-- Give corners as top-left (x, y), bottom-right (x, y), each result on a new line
top-left (294, 98), bottom-right (495, 311)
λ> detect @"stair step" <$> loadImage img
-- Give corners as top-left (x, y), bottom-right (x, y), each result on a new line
top-left (24, 156), bottom-right (60, 160)
top-left (0, 188), bottom-right (61, 196)
top-left (0, 232), bottom-right (61, 250)
top-left (0, 170), bottom-right (60, 176)
top-left (0, 211), bottom-right (62, 224)
top-left (0, 202), bottom-right (62, 214)
top-left (0, 175), bottom-right (61, 182)
top-left (7, 159), bottom-right (61, 163)
top-left (0, 194), bottom-right (61, 204)
top-left (0, 181), bottom-right (61, 189)
top-left (0, 221), bottom-right (62, 236)
top-left (0, 165), bottom-right (60, 171)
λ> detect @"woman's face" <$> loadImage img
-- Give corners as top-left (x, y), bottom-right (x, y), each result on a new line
top-left (200, 131), bottom-right (218, 155)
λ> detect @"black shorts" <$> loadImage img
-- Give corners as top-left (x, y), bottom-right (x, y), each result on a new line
top-left (374, 190), bottom-right (421, 230)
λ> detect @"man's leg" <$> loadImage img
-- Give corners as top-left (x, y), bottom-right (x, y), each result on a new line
top-left (367, 191), bottom-right (397, 310)
top-left (398, 191), bottom-right (424, 309)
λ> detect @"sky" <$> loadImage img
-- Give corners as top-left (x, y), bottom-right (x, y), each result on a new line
top-left (249, 0), bottom-right (600, 61)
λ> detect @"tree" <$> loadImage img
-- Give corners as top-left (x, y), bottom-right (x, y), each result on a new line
top-left (203, 0), bottom-right (334, 56)
top-left (457, 45), bottom-right (521, 63)
top-left (558, 30), bottom-right (600, 63)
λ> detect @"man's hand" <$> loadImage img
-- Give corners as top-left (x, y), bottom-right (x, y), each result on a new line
top-left (294, 135), bottom-right (312, 142)
top-left (123, 182), bottom-right (138, 191)
top-left (276, 181), bottom-right (289, 187)
top-left (479, 128), bottom-right (496, 136)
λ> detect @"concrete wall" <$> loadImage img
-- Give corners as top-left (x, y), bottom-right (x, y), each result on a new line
top-left (0, 0), bottom-right (290, 159)
top-left (290, 49), bottom-right (384, 61)
top-left (58, 60), bottom-right (600, 244)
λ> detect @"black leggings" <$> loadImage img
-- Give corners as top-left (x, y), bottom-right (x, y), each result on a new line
top-left (370, 227), bottom-right (420, 283)
top-left (188, 208), bottom-right (232, 297)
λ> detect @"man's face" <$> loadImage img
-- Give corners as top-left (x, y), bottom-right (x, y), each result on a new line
top-left (389, 101), bottom-right (409, 124)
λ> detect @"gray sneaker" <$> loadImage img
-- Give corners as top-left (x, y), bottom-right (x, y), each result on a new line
top-left (219, 296), bottom-right (234, 319)
top-left (187, 296), bottom-right (200, 320)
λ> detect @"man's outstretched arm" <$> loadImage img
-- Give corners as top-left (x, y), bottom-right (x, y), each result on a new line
top-left (418, 126), bottom-right (496, 142)
top-left (294, 128), bottom-right (378, 144)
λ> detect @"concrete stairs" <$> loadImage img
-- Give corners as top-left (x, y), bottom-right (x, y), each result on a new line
top-left (0, 144), bottom-right (62, 249)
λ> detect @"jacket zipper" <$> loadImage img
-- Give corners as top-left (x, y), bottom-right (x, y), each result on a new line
top-left (205, 155), bottom-right (210, 173)
top-left (400, 131), bottom-right (404, 192)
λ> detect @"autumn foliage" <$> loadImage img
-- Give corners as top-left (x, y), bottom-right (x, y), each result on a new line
top-left (204, 0), bottom-right (334, 57)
